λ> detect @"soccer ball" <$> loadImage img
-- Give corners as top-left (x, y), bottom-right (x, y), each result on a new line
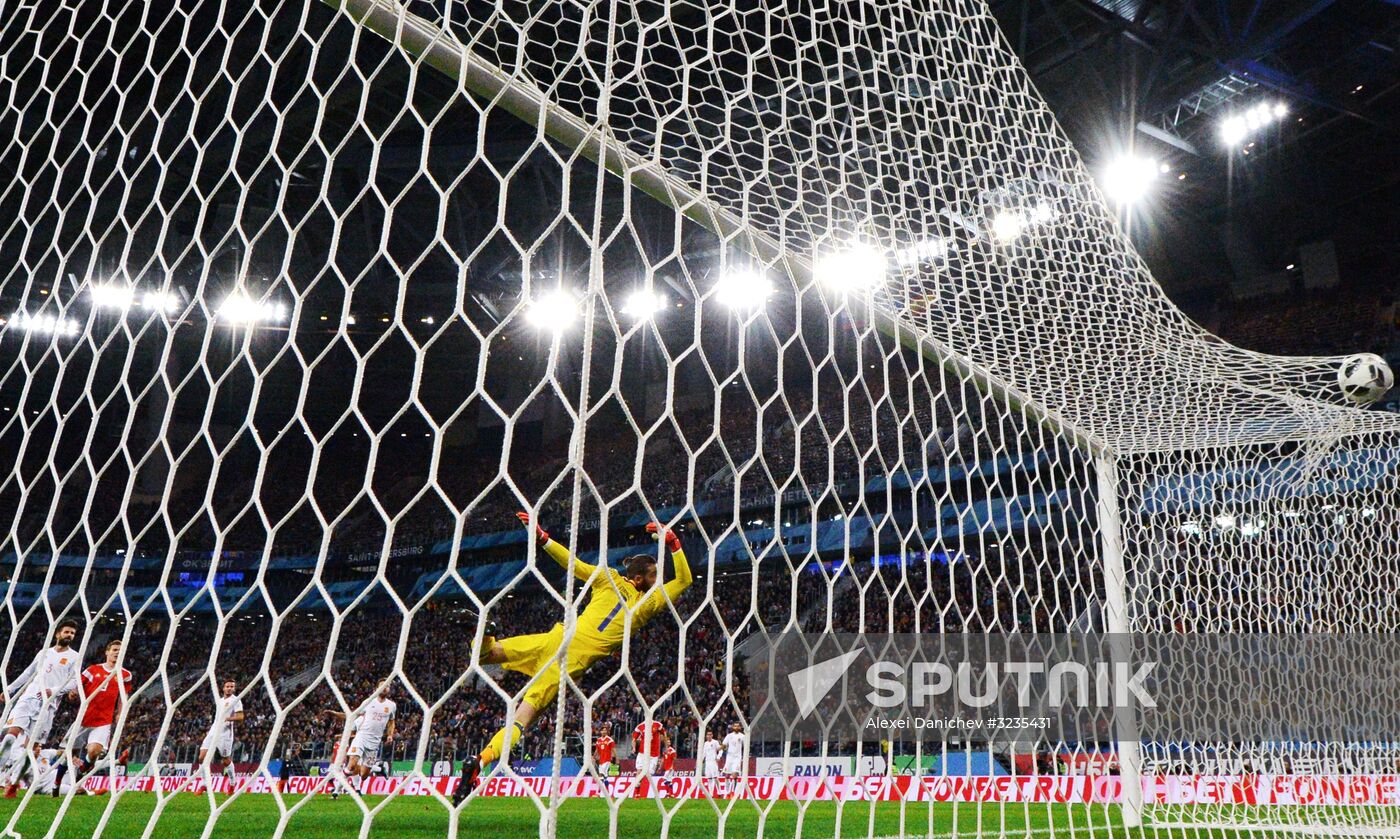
top-left (1336, 353), bottom-right (1394, 405)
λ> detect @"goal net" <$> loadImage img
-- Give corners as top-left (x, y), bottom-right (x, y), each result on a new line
top-left (3, 0), bottom-right (1399, 836)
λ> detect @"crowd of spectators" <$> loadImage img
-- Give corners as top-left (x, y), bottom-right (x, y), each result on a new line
top-left (2, 520), bottom-right (1114, 771)
top-left (64, 322), bottom-right (1023, 571)
top-left (271, 349), bottom-right (1017, 569)
top-left (0, 316), bottom-right (1107, 771)
top-left (1209, 286), bottom-right (1400, 359)
top-left (10, 283), bottom-right (1397, 774)
top-left (4, 567), bottom-right (792, 767)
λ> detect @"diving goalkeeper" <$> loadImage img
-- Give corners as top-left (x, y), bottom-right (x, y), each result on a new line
top-left (452, 513), bottom-right (693, 803)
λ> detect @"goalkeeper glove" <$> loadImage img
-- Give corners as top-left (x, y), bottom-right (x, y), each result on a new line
top-left (516, 511), bottom-right (549, 546)
top-left (646, 521), bottom-right (682, 553)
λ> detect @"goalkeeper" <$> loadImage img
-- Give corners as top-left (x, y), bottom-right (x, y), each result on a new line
top-left (452, 513), bottom-right (693, 802)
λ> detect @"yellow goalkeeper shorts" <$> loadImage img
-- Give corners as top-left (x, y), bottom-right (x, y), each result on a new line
top-left (497, 624), bottom-right (610, 710)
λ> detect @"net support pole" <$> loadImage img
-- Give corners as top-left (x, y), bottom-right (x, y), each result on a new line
top-left (1095, 453), bottom-right (1143, 828)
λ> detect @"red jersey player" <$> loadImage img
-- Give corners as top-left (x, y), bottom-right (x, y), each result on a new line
top-left (660, 744), bottom-right (676, 777)
top-left (631, 720), bottom-right (668, 778)
top-left (594, 724), bottom-right (616, 777)
top-left (52, 639), bottom-right (131, 794)
top-left (77, 640), bottom-right (131, 764)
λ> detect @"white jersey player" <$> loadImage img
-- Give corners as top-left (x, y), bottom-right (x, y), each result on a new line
top-left (0, 746), bottom-right (24, 790)
top-left (2, 620), bottom-right (82, 796)
top-left (721, 722), bottom-right (746, 778)
top-left (27, 745), bottom-right (72, 796)
top-left (323, 680), bottom-right (395, 797)
top-left (700, 731), bottom-right (722, 779)
top-left (321, 716), bottom-right (358, 798)
top-left (196, 679), bottom-right (245, 791)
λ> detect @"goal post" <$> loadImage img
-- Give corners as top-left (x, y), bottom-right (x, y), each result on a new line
top-left (1094, 453), bottom-right (1143, 829)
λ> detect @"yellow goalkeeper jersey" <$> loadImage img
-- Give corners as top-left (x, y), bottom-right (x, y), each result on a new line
top-left (541, 539), bottom-right (692, 652)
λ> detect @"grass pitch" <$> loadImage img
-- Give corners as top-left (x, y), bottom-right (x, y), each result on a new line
top-left (0, 795), bottom-right (1310, 839)
top-left (1, 793), bottom-right (1103, 838)
top-left (0, 793), bottom-right (1290, 838)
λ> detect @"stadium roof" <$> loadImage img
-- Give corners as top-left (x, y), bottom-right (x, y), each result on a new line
top-left (990, 0), bottom-right (1400, 303)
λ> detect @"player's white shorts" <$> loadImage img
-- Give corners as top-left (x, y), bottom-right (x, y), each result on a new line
top-left (634, 754), bottom-right (657, 777)
top-left (4, 696), bottom-right (46, 737)
top-left (597, 761), bottom-right (613, 777)
top-left (347, 732), bottom-right (382, 764)
top-left (32, 704), bottom-right (57, 743)
top-left (702, 762), bottom-right (720, 779)
top-left (201, 728), bottom-right (234, 757)
top-left (77, 724), bottom-right (112, 752)
top-left (722, 757), bottom-right (744, 775)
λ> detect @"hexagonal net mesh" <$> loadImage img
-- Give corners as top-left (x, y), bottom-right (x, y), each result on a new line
top-left (1, 0), bottom-right (1398, 836)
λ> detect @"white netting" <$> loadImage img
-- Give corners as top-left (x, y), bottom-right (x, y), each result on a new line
top-left (1, 0), bottom-right (1398, 836)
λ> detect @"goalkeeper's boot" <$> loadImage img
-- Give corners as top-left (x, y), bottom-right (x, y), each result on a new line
top-left (471, 620), bottom-right (499, 664)
top-left (451, 756), bottom-right (480, 806)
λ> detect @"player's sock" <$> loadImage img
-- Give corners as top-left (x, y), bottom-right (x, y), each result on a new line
top-left (53, 761), bottom-right (67, 793)
top-left (0, 734), bottom-right (21, 774)
top-left (4, 735), bottom-right (27, 775)
top-left (479, 721), bottom-right (523, 767)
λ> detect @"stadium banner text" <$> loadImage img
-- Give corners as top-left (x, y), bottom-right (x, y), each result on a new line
top-left (76, 774), bottom-right (1400, 805)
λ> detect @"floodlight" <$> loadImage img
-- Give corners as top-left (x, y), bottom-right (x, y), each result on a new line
top-left (141, 291), bottom-right (181, 312)
top-left (11, 311), bottom-right (79, 337)
top-left (218, 292), bottom-right (287, 325)
top-left (621, 288), bottom-right (667, 319)
top-left (1028, 202), bottom-right (1056, 224)
top-left (1220, 117), bottom-right (1248, 147)
top-left (1219, 101), bottom-right (1289, 147)
top-left (90, 283), bottom-right (135, 309)
top-left (1102, 154), bottom-right (1159, 205)
top-left (525, 289), bottom-right (580, 330)
top-left (990, 211), bottom-right (1024, 243)
top-left (713, 271), bottom-right (774, 309)
top-left (892, 238), bottom-right (949, 267)
top-left (816, 243), bottom-right (887, 292)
